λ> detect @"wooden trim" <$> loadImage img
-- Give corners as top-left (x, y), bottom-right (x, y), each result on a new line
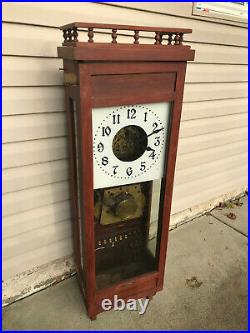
top-left (86, 61), bottom-right (184, 75)
top-left (60, 21), bottom-right (192, 34)
top-left (78, 65), bottom-right (96, 318)
top-left (58, 44), bottom-right (195, 62)
top-left (61, 41), bottom-right (194, 317)
top-left (157, 62), bottom-right (187, 291)
top-left (64, 89), bottom-right (82, 274)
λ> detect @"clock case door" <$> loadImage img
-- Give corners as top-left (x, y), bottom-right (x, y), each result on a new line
top-left (66, 61), bottom-right (187, 317)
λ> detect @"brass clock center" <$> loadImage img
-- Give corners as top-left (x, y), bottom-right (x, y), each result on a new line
top-left (112, 125), bottom-right (148, 162)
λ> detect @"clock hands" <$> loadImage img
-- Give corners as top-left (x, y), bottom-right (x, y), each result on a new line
top-left (147, 127), bottom-right (164, 137)
top-left (146, 146), bottom-right (154, 152)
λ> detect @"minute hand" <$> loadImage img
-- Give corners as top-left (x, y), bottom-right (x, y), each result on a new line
top-left (147, 127), bottom-right (164, 137)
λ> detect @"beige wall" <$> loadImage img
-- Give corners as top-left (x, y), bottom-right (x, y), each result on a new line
top-left (2, 2), bottom-right (248, 281)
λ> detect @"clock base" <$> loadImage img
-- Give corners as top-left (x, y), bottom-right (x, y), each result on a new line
top-left (96, 250), bottom-right (156, 290)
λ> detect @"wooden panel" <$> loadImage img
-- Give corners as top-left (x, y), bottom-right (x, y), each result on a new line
top-left (175, 152), bottom-right (247, 186)
top-left (190, 42), bottom-right (248, 65)
top-left (2, 2), bottom-right (247, 46)
top-left (3, 126), bottom-right (247, 171)
top-left (3, 138), bottom-right (247, 194)
top-left (2, 22), bottom-right (61, 58)
top-left (107, 2), bottom-right (193, 19)
top-left (2, 57), bottom-right (63, 87)
top-left (3, 84), bottom-right (248, 116)
top-left (2, 86), bottom-right (64, 116)
top-left (3, 57), bottom-right (247, 87)
top-left (107, 2), bottom-right (248, 28)
top-left (182, 98), bottom-right (247, 121)
top-left (180, 113), bottom-right (247, 138)
top-left (3, 220), bottom-right (71, 260)
top-left (3, 137), bottom-right (67, 169)
top-left (178, 127), bottom-right (247, 155)
top-left (183, 82), bottom-right (248, 102)
top-left (186, 63), bottom-right (248, 83)
top-left (173, 164), bottom-right (247, 200)
top-left (3, 238), bottom-right (72, 279)
top-left (176, 140), bottom-right (247, 171)
top-left (2, 84), bottom-right (248, 119)
top-left (91, 72), bottom-right (176, 107)
top-left (3, 200), bottom-right (71, 239)
top-left (3, 181), bottom-right (70, 217)
top-left (3, 159), bottom-right (68, 194)
top-left (3, 113), bottom-right (66, 143)
top-left (172, 166), bottom-right (247, 214)
top-left (3, 23), bottom-right (248, 64)
top-left (3, 107), bottom-right (246, 147)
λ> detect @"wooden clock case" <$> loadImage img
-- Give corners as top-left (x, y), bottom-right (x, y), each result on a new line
top-left (58, 22), bottom-right (195, 319)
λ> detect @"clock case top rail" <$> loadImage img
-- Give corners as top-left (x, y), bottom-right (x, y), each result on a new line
top-left (60, 21), bottom-right (192, 48)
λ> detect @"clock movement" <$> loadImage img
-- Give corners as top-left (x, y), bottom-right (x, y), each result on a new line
top-left (58, 22), bottom-right (195, 319)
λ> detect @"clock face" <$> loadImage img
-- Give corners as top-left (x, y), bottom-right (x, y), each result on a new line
top-left (92, 102), bottom-right (171, 189)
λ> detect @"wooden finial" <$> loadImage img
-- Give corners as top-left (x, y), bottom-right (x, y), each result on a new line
top-left (134, 30), bottom-right (139, 44)
top-left (154, 31), bottom-right (161, 45)
top-left (168, 33), bottom-right (173, 45)
top-left (111, 29), bottom-right (117, 43)
top-left (88, 28), bottom-right (94, 43)
top-left (73, 27), bottom-right (78, 42)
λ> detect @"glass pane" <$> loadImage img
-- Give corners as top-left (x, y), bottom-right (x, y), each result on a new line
top-left (70, 98), bottom-right (85, 283)
top-left (92, 102), bottom-right (172, 290)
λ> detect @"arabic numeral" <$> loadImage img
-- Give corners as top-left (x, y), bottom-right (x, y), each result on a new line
top-left (152, 122), bottom-right (158, 131)
top-left (101, 156), bottom-right (109, 166)
top-left (102, 126), bottom-right (111, 136)
top-left (127, 108), bottom-right (136, 119)
top-left (149, 150), bottom-right (156, 159)
top-left (144, 112), bottom-right (148, 122)
top-left (140, 161), bottom-right (146, 171)
top-left (113, 165), bottom-right (118, 175)
top-left (113, 114), bottom-right (120, 125)
top-left (154, 137), bottom-right (160, 147)
top-left (126, 167), bottom-right (133, 176)
top-left (97, 142), bottom-right (104, 152)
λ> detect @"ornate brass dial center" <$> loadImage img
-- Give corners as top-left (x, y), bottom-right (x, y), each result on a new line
top-left (112, 125), bottom-right (148, 162)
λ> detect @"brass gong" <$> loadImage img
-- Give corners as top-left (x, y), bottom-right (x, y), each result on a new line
top-left (94, 184), bottom-right (146, 225)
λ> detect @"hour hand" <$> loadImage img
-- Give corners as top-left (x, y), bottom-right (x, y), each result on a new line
top-left (147, 127), bottom-right (164, 137)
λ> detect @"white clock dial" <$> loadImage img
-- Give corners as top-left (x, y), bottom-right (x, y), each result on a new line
top-left (92, 102), bottom-right (171, 189)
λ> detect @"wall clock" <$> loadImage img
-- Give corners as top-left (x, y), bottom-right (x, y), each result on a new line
top-left (58, 22), bottom-right (195, 319)
top-left (93, 102), bottom-right (171, 189)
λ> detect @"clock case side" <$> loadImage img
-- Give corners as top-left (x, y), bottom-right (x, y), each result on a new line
top-left (59, 43), bottom-right (194, 320)
top-left (64, 83), bottom-right (88, 301)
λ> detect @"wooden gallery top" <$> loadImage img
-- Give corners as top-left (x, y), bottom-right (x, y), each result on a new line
top-left (57, 22), bottom-right (195, 62)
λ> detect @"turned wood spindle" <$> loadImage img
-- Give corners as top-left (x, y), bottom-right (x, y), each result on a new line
top-left (174, 33), bottom-right (181, 45)
top-left (63, 29), bottom-right (67, 43)
top-left (88, 28), bottom-right (94, 43)
top-left (179, 33), bottom-right (183, 45)
top-left (159, 33), bottom-right (163, 45)
top-left (73, 27), bottom-right (78, 42)
top-left (168, 33), bottom-right (173, 45)
top-left (134, 30), bottom-right (139, 44)
top-left (67, 29), bottom-right (72, 42)
top-left (154, 31), bottom-right (161, 45)
top-left (111, 29), bottom-right (117, 44)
